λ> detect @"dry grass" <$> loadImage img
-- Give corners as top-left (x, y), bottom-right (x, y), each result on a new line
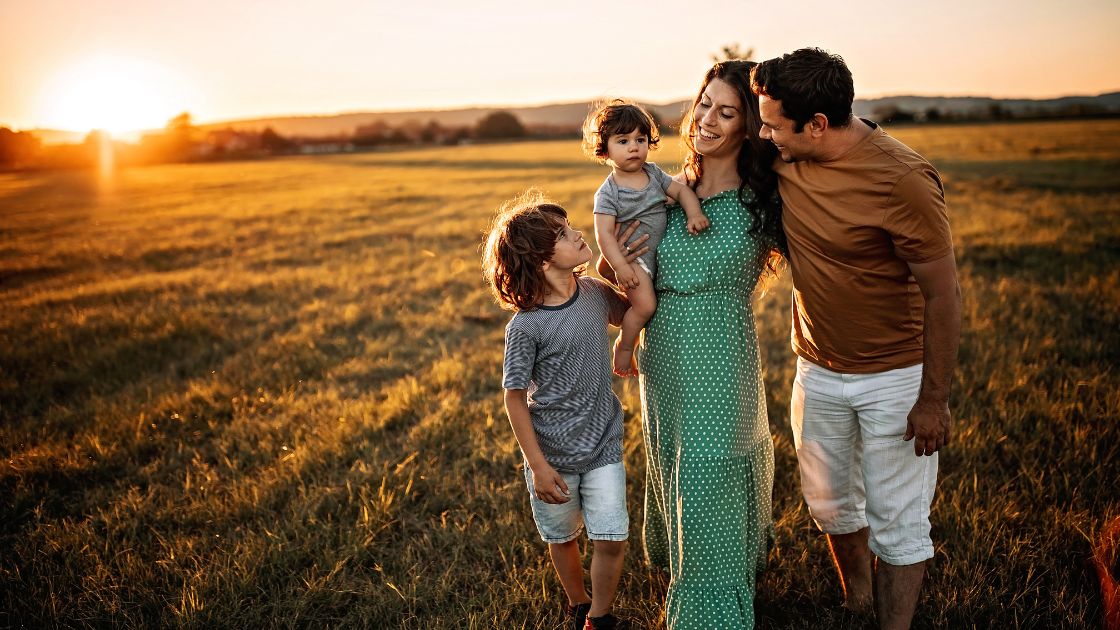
top-left (2, 119), bottom-right (1118, 628)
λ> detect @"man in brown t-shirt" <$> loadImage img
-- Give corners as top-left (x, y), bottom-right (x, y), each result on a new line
top-left (752, 49), bottom-right (961, 630)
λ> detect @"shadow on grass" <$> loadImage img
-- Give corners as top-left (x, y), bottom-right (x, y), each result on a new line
top-left (959, 240), bottom-right (1120, 285)
top-left (0, 173), bottom-right (100, 216)
top-left (936, 158), bottom-right (1120, 193)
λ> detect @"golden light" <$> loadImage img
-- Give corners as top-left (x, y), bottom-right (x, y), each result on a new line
top-left (39, 55), bottom-right (188, 135)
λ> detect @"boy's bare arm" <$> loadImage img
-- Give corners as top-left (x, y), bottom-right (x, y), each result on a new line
top-left (504, 389), bottom-right (570, 503)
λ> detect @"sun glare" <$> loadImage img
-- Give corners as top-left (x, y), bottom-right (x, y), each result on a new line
top-left (40, 55), bottom-right (189, 135)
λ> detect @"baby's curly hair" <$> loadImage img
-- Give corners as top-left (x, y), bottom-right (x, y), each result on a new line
top-left (482, 191), bottom-right (581, 312)
top-left (581, 99), bottom-right (660, 162)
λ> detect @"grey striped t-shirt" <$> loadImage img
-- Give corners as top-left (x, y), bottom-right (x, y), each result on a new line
top-left (502, 276), bottom-right (628, 474)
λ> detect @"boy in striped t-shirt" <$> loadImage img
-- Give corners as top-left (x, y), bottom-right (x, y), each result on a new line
top-left (482, 192), bottom-right (631, 630)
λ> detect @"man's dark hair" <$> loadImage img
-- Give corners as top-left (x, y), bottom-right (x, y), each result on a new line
top-left (751, 47), bottom-right (854, 132)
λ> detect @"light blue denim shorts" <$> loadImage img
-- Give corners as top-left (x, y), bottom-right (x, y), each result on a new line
top-left (524, 461), bottom-right (629, 543)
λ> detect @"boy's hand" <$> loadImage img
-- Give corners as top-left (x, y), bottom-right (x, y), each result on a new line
top-left (616, 265), bottom-right (640, 290)
top-left (686, 214), bottom-right (710, 235)
top-left (530, 463), bottom-right (571, 504)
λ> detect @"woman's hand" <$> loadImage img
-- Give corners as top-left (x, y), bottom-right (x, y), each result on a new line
top-left (597, 221), bottom-right (650, 285)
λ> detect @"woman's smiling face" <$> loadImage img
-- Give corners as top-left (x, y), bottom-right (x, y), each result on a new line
top-left (691, 77), bottom-right (746, 159)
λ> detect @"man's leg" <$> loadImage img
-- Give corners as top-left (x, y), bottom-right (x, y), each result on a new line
top-left (790, 359), bottom-right (871, 611)
top-left (877, 560), bottom-right (926, 630)
top-left (827, 528), bottom-right (873, 613)
top-left (854, 364), bottom-right (937, 630)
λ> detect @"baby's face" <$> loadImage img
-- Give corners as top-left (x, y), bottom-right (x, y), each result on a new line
top-left (605, 128), bottom-right (649, 173)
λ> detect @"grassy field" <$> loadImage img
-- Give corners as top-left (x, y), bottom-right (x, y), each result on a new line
top-left (2, 119), bottom-right (1119, 628)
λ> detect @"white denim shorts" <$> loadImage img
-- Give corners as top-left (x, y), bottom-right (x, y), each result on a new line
top-left (524, 461), bottom-right (629, 544)
top-left (790, 358), bottom-right (937, 565)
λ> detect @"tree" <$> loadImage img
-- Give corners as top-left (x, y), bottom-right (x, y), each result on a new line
top-left (987, 103), bottom-right (1009, 120)
top-left (260, 127), bottom-right (293, 153)
top-left (475, 111), bottom-right (526, 140)
top-left (0, 127), bottom-right (41, 168)
top-left (165, 112), bottom-right (199, 158)
top-left (712, 43), bottom-right (754, 63)
top-left (420, 120), bottom-right (444, 144)
top-left (167, 112), bottom-right (195, 138)
top-left (872, 105), bottom-right (915, 124)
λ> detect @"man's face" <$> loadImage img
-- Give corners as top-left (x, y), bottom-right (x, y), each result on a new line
top-left (758, 95), bottom-right (811, 163)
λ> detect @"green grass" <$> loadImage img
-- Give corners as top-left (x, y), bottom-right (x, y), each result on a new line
top-left (2, 119), bottom-right (1118, 628)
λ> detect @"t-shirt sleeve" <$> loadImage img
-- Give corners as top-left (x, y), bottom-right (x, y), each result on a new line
top-left (593, 179), bottom-right (619, 216)
top-left (502, 320), bottom-right (535, 390)
top-left (882, 168), bottom-right (953, 264)
top-left (648, 163), bottom-right (675, 194)
top-left (585, 277), bottom-right (628, 327)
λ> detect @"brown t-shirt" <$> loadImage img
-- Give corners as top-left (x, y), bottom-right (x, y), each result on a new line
top-left (776, 122), bottom-right (952, 373)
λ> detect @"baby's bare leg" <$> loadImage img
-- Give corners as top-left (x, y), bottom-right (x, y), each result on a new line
top-left (613, 267), bottom-right (656, 376)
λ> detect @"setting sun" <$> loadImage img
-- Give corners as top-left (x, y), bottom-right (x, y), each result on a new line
top-left (38, 55), bottom-right (187, 135)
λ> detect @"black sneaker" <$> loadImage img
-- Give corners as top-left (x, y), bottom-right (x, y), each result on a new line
top-left (565, 602), bottom-right (592, 630)
top-left (584, 613), bottom-right (624, 630)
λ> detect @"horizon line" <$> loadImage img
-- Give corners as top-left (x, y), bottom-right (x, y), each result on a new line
top-left (7, 87), bottom-right (1119, 136)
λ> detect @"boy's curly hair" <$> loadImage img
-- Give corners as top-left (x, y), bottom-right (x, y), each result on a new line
top-left (482, 191), bottom-right (580, 312)
top-left (580, 99), bottom-right (660, 162)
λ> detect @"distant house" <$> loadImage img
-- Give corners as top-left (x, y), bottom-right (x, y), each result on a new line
top-left (203, 128), bottom-right (262, 157)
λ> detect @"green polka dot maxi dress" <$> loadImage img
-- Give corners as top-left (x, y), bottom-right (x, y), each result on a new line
top-left (636, 188), bottom-right (775, 630)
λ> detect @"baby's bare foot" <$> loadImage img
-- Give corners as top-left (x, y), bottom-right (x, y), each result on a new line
top-left (612, 339), bottom-right (638, 377)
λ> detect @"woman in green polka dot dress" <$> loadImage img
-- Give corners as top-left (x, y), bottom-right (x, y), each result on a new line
top-left (605, 60), bottom-right (784, 629)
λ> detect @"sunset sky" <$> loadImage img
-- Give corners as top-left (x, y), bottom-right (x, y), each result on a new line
top-left (2, 0), bottom-right (1118, 133)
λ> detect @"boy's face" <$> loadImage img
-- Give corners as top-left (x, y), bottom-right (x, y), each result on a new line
top-left (546, 220), bottom-right (592, 271)
top-left (605, 128), bottom-right (649, 173)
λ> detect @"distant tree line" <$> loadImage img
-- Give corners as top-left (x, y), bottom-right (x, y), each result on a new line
top-left (871, 101), bottom-right (1120, 125)
top-left (0, 109), bottom-right (571, 170)
top-left (5, 98), bottom-right (1116, 170)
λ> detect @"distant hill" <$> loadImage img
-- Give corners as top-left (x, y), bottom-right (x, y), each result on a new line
top-left (195, 92), bottom-right (1120, 138)
top-left (21, 91), bottom-right (1120, 143)
top-left (192, 101), bottom-right (695, 138)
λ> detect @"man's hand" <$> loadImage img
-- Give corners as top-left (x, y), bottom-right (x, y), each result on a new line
top-left (903, 398), bottom-right (950, 456)
top-left (530, 463), bottom-right (571, 504)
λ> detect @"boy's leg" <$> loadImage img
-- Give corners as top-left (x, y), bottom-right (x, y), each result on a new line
top-left (589, 540), bottom-right (626, 617)
top-left (580, 462), bottom-right (629, 618)
top-left (614, 267), bottom-right (655, 376)
top-left (525, 466), bottom-right (590, 608)
top-left (549, 540), bottom-right (591, 607)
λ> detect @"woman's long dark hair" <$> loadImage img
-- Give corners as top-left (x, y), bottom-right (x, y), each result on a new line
top-left (681, 60), bottom-right (786, 271)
